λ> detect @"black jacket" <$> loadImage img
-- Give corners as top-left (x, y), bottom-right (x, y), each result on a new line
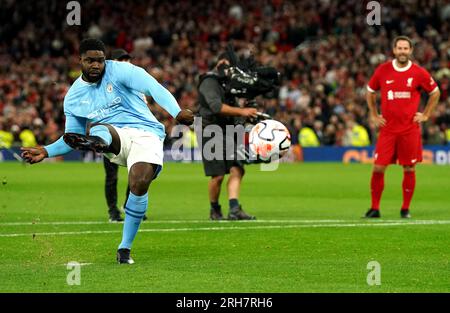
top-left (197, 72), bottom-right (239, 128)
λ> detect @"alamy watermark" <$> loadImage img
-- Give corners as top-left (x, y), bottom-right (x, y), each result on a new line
top-left (366, 1), bottom-right (381, 26)
top-left (66, 261), bottom-right (81, 285)
top-left (66, 1), bottom-right (81, 26)
top-left (366, 261), bottom-right (381, 286)
top-left (170, 117), bottom-right (284, 171)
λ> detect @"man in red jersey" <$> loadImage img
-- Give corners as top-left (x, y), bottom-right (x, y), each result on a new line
top-left (365, 36), bottom-right (440, 218)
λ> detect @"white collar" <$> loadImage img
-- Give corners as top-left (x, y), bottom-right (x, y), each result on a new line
top-left (392, 59), bottom-right (412, 72)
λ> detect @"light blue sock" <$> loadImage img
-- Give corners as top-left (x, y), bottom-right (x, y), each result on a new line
top-left (89, 125), bottom-right (112, 145)
top-left (118, 192), bottom-right (148, 250)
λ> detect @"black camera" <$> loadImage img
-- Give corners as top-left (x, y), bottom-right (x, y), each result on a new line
top-left (220, 44), bottom-right (281, 100)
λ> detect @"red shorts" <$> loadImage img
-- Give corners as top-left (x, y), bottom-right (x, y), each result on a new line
top-left (374, 128), bottom-right (422, 166)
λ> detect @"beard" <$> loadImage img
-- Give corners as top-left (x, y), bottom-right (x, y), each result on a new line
top-left (82, 69), bottom-right (104, 83)
top-left (396, 54), bottom-right (409, 65)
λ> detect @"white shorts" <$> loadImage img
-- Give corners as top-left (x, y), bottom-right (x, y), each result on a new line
top-left (105, 126), bottom-right (164, 174)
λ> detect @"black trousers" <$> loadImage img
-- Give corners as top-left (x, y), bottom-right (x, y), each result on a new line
top-left (201, 129), bottom-right (244, 177)
top-left (103, 157), bottom-right (130, 211)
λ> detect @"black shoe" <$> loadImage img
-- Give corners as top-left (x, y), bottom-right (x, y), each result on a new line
top-left (364, 208), bottom-right (381, 218)
top-left (228, 205), bottom-right (256, 220)
top-left (63, 133), bottom-right (110, 153)
top-left (210, 206), bottom-right (224, 220)
top-left (117, 248), bottom-right (134, 264)
top-left (401, 209), bottom-right (411, 219)
top-left (109, 208), bottom-right (123, 222)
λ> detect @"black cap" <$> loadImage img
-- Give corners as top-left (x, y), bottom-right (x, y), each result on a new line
top-left (111, 49), bottom-right (131, 61)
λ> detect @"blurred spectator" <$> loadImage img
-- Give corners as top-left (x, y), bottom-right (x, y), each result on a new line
top-left (351, 124), bottom-right (371, 147)
top-left (299, 122), bottom-right (320, 147)
top-left (313, 120), bottom-right (324, 144)
top-left (19, 128), bottom-right (37, 147)
top-left (424, 124), bottom-right (446, 145)
top-left (322, 124), bottom-right (337, 146)
top-left (0, 119), bottom-right (13, 148)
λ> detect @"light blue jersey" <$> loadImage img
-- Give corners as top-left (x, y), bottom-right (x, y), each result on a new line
top-left (45, 61), bottom-right (181, 157)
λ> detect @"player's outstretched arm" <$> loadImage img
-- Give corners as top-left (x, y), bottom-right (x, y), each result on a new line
top-left (20, 146), bottom-right (48, 164)
top-left (21, 137), bottom-right (71, 165)
top-left (21, 115), bottom-right (87, 164)
top-left (138, 68), bottom-right (194, 124)
top-left (119, 63), bottom-right (193, 125)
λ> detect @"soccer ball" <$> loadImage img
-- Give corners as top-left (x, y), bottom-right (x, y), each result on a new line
top-left (248, 119), bottom-right (291, 161)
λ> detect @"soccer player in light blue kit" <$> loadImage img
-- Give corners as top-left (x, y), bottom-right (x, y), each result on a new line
top-left (21, 39), bottom-right (194, 264)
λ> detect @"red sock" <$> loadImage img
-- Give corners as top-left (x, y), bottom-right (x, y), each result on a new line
top-left (370, 172), bottom-right (384, 210)
top-left (402, 171), bottom-right (416, 210)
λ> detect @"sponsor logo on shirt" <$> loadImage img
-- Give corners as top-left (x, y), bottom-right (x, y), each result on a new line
top-left (87, 97), bottom-right (122, 119)
top-left (386, 80), bottom-right (394, 84)
top-left (387, 90), bottom-right (411, 100)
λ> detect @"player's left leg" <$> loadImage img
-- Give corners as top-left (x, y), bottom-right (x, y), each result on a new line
top-left (115, 128), bottom-right (164, 264)
top-left (397, 128), bottom-right (422, 219)
top-left (401, 165), bottom-right (415, 218)
top-left (117, 162), bottom-right (158, 264)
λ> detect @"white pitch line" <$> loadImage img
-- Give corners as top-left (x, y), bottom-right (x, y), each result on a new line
top-left (1, 219), bottom-right (448, 226)
top-left (0, 219), bottom-right (352, 226)
top-left (0, 220), bottom-right (449, 238)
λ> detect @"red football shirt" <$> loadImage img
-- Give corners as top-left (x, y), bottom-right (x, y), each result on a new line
top-left (367, 60), bottom-right (438, 133)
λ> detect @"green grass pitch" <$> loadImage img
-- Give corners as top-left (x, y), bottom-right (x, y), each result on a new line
top-left (0, 161), bottom-right (449, 292)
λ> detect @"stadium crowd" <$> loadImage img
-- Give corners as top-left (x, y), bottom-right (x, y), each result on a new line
top-left (1, 0), bottom-right (450, 150)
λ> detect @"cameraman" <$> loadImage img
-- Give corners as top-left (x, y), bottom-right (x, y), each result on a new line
top-left (198, 53), bottom-right (258, 220)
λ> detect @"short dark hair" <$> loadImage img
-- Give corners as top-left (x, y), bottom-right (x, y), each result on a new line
top-left (393, 36), bottom-right (413, 48)
top-left (79, 38), bottom-right (106, 55)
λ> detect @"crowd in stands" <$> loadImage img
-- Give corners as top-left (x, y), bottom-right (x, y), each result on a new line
top-left (1, 0), bottom-right (450, 151)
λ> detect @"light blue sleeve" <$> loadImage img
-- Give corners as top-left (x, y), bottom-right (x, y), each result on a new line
top-left (44, 115), bottom-right (87, 157)
top-left (117, 62), bottom-right (181, 118)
